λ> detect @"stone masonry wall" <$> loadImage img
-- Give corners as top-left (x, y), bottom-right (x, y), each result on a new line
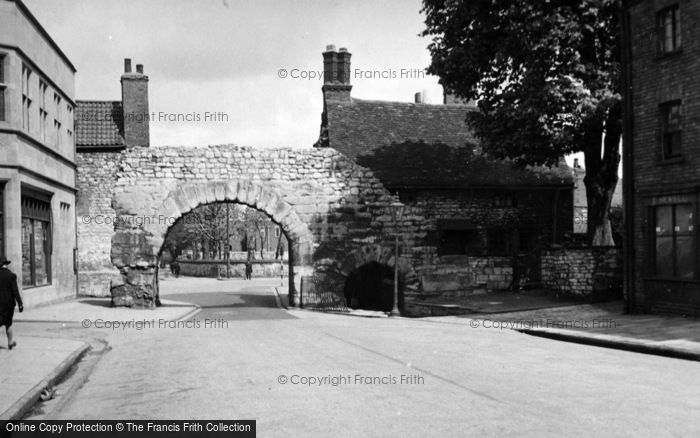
top-left (77, 144), bottom-right (574, 313)
top-left (411, 248), bottom-right (512, 296)
top-left (178, 260), bottom-right (287, 279)
top-left (541, 247), bottom-right (622, 300)
top-left (404, 188), bottom-right (573, 246)
top-left (81, 145), bottom-right (432, 309)
top-left (76, 151), bottom-right (124, 297)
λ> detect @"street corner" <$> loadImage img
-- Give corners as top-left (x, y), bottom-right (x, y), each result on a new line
top-left (0, 337), bottom-right (90, 420)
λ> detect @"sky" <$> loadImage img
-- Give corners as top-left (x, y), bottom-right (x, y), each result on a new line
top-left (25, 0), bottom-right (445, 148)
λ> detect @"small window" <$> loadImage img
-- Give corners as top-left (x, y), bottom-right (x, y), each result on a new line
top-left (22, 65), bottom-right (32, 131)
top-left (439, 229), bottom-right (481, 255)
top-left (53, 93), bottom-right (62, 147)
top-left (39, 81), bottom-right (48, 142)
top-left (437, 220), bottom-right (481, 255)
top-left (658, 5), bottom-right (681, 54)
top-left (0, 54), bottom-right (6, 121)
top-left (66, 104), bottom-right (74, 142)
top-left (492, 192), bottom-right (517, 208)
top-left (660, 101), bottom-right (682, 158)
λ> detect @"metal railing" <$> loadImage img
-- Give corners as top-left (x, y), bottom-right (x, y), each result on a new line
top-left (299, 275), bottom-right (349, 312)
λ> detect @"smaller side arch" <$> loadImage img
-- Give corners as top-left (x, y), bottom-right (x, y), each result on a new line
top-left (332, 244), bottom-right (421, 313)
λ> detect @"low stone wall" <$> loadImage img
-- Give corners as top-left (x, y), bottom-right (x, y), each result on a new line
top-left (541, 246), bottom-right (622, 300)
top-left (411, 248), bottom-right (513, 296)
top-left (178, 260), bottom-right (288, 278)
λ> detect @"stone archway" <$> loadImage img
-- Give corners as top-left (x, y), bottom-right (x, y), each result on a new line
top-left (334, 244), bottom-right (421, 312)
top-left (110, 180), bottom-right (314, 308)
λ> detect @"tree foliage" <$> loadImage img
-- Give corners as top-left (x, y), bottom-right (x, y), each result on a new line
top-left (422, 0), bottom-right (622, 245)
top-left (164, 203), bottom-right (280, 260)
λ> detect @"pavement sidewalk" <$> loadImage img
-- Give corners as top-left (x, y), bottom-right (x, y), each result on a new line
top-left (0, 337), bottom-right (88, 420)
top-left (15, 297), bottom-right (199, 323)
top-left (0, 297), bottom-right (199, 420)
top-left (428, 300), bottom-right (700, 361)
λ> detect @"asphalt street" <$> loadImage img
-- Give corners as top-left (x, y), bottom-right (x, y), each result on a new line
top-left (31, 277), bottom-right (700, 437)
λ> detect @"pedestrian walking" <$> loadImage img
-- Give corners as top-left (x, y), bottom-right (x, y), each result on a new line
top-left (245, 258), bottom-right (253, 280)
top-left (170, 256), bottom-right (180, 278)
top-left (0, 256), bottom-right (23, 350)
top-left (280, 259), bottom-right (284, 286)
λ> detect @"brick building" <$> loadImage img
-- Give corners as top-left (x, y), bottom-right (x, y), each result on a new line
top-left (0, 0), bottom-right (77, 307)
top-left (625, 0), bottom-right (700, 316)
top-left (74, 58), bottom-right (149, 296)
top-left (314, 45), bottom-right (575, 297)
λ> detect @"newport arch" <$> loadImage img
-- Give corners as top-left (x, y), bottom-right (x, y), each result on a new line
top-left (110, 180), bottom-right (314, 307)
top-left (82, 145), bottom-right (429, 309)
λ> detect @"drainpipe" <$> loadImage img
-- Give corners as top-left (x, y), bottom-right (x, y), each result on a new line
top-left (620, 0), bottom-right (635, 314)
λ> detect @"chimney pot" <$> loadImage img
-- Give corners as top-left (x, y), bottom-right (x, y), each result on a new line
top-left (136, 64), bottom-right (144, 74)
top-left (124, 58), bottom-right (132, 73)
top-left (339, 47), bottom-right (347, 52)
top-left (414, 92), bottom-right (423, 104)
top-left (321, 45), bottom-right (352, 101)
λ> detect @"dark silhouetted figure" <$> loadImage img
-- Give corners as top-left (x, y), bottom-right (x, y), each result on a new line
top-left (245, 259), bottom-right (253, 280)
top-left (170, 257), bottom-right (180, 278)
top-left (0, 256), bottom-right (23, 350)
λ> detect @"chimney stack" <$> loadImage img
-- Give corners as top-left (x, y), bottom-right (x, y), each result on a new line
top-left (121, 58), bottom-right (150, 147)
top-left (414, 92), bottom-right (424, 104)
top-left (336, 47), bottom-right (351, 84)
top-left (322, 44), bottom-right (352, 102)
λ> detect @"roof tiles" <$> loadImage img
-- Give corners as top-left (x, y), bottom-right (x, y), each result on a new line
top-left (323, 98), bottom-right (573, 188)
top-left (75, 100), bottom-right (125, 148)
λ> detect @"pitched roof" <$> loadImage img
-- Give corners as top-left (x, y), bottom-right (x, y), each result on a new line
top-left (325, 98), bottom-right (478, 161)
top-left (355, 140), bottom-right (574, 188)
top-left (75, 100), bottom-right (125, 148)
top-left (322, 98), bottom-right (573, 188)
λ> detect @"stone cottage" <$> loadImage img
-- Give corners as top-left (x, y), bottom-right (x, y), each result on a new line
top-left (314, 45), bottom-right (575, 306)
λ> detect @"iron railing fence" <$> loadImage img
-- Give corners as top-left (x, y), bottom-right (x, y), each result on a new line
top-left (299, 275), bottom-right (349, 312)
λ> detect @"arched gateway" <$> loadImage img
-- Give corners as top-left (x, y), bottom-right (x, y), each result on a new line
top-left (79, 145), bottom-right (426, 309)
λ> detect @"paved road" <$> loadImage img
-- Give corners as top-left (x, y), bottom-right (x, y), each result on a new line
top-left (168, 278), bottom-right (295, 322)
top-left (45, 277), bottom-right (700, 437)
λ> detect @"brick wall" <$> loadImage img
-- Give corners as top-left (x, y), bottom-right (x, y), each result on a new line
top-left (628, 0), bottom-right (700, 316)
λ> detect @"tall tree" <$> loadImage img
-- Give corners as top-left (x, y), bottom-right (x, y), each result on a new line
top-left (422, 0), bottom-right (621, 245)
